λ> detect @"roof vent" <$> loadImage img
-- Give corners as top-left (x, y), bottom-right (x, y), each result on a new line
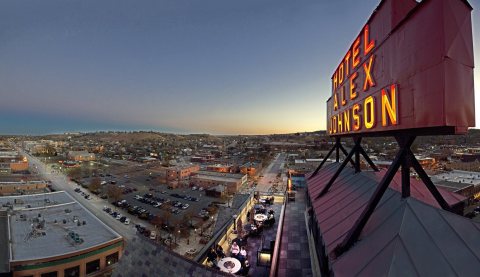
top-left (67, 231), bottom-right (84, 245)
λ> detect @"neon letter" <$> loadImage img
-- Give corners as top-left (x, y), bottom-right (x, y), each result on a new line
top-left (334, 92), bottom-right (339, 111)
top-left (381, 84), bottom-right (398, 126)
top-left (344, 51), bottom-right (351, 76)
top-left (337, 114), bottom-right (343, 133)
top-left (350, 72), bottom-right (358, 100)
top-left (364, 96), bottom-right (375, 129)
top-left (338, 63), bottom-right (344, 85)
top-left (363, 55), bottom-right (375, 91)
top-left (343, 109), bottom-right (350, 132)
top-left (352, 37), bottom-right (361, 68)
top-left (364, 24), bottom-right (375, 55)
top-left (352, 104), bottom-right (361, 131)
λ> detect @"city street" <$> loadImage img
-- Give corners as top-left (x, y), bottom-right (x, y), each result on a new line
top-left (255, 152), bottom-right (287, 192)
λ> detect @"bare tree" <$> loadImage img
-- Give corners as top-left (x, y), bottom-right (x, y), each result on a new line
top-left (67, 167), bottom-right (82, 180)
top-left (159, 210), bottom-right (172, 230)
top-left (107, 184), bottom-right (123, 202)
top-left (150, 215), bottom-right (164, 234)
top-left (183, 211), bottom-right (194, 228)
top-left (89, 177), bottom-right (101, 193)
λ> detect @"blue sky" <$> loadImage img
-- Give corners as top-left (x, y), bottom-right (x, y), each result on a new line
top-left (0, 0), bottom-right (479, 135)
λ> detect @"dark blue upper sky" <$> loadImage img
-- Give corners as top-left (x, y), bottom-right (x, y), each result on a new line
top-left (0, 0), bottom-right (479, 135)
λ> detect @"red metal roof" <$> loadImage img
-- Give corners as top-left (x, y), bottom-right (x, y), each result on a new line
top-left (307, 163), bottom-right (480, 276)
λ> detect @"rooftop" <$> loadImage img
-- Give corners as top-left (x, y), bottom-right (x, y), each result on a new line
top-left (432, 180), bottom-right (474, 191)
top-left (307, 163), bottom-right (480, 276)
top-left (113, 236), bottom-right (228, 277)
top-left (3, 191), bottom-right (121, 262)
top-left (212, 194), bottom-right (251, 235)
top-left (332, 197), bottom-right (480, 276)
top-left (193, 171), bottom-right (246, 182)
top-left (0, 191), bottom-right (73, 210)
top-left (431, 170), bottom-right (480, 186)
top-left (67, 150), bottom-right (92, 155)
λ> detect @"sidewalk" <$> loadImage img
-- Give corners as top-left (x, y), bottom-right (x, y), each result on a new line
top-left (276, 188), bottom-right (313, 277)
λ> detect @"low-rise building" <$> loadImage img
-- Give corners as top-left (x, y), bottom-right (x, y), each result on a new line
top-left (431, 170), bottom-right (480, 201)
top-left (0, 180), bottom-right (49, 196)
top-left (0, 152), bottom-right (29, 174)
top-left (205, 185), bottom-right (226, 198)
top-left (67, 151), bottom-right (96, 162)
top-left (190, 154), bottom-right (215, 163)
top-left (289, 158), bottom-right (323, 173)
top-left (0, 191), bottom-right (124, 277)
top-left (206, 164), bottom-right (231, 173)
top-left (157, 164), bottom-right (200, 186)
top-left (239, 162), bottom-right (262, 176)
top-left (190, 171), bottom-right (247, 194)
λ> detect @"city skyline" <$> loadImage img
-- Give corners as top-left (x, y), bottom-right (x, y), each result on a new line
top-left (1, 0), bottom-right (479, 135)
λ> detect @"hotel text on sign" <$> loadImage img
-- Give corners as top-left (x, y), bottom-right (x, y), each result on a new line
top-left (326, 0), bottom-right (475, 137)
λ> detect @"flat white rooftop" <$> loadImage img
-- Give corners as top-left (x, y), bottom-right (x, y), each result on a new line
top-left (432, 170), bottom-right (480, 186)
top-left (0, 191), bottom-right (72, 211)
top-left (2, 191), bottom-right (121, 262)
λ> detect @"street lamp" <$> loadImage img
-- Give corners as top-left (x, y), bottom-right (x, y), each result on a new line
top-left (176, 229), bottom-right (180, 244)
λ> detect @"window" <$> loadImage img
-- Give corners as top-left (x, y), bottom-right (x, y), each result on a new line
top-left (106, 252), bottom-right (119, 266)
top-left (86, 259), bottom-right (100, 274)
top-left (41, 272), bottom-right (58, 277)
top-left (64, 266), bottom-right (80, 277)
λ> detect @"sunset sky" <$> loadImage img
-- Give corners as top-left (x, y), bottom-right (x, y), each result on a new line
top-left (0, 0), bottom-right (479, 135)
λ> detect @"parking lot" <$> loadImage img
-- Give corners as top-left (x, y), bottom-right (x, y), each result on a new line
top-left (66, 163), bottom-right (223, 230)
top-left (117, 185), bottom-right (220, 222)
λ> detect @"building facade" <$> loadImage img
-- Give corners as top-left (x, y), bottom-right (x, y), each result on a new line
top-left (190, 171), bottom-right (247, 194)
top-left (67, 151), bottom-right (96, 162)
